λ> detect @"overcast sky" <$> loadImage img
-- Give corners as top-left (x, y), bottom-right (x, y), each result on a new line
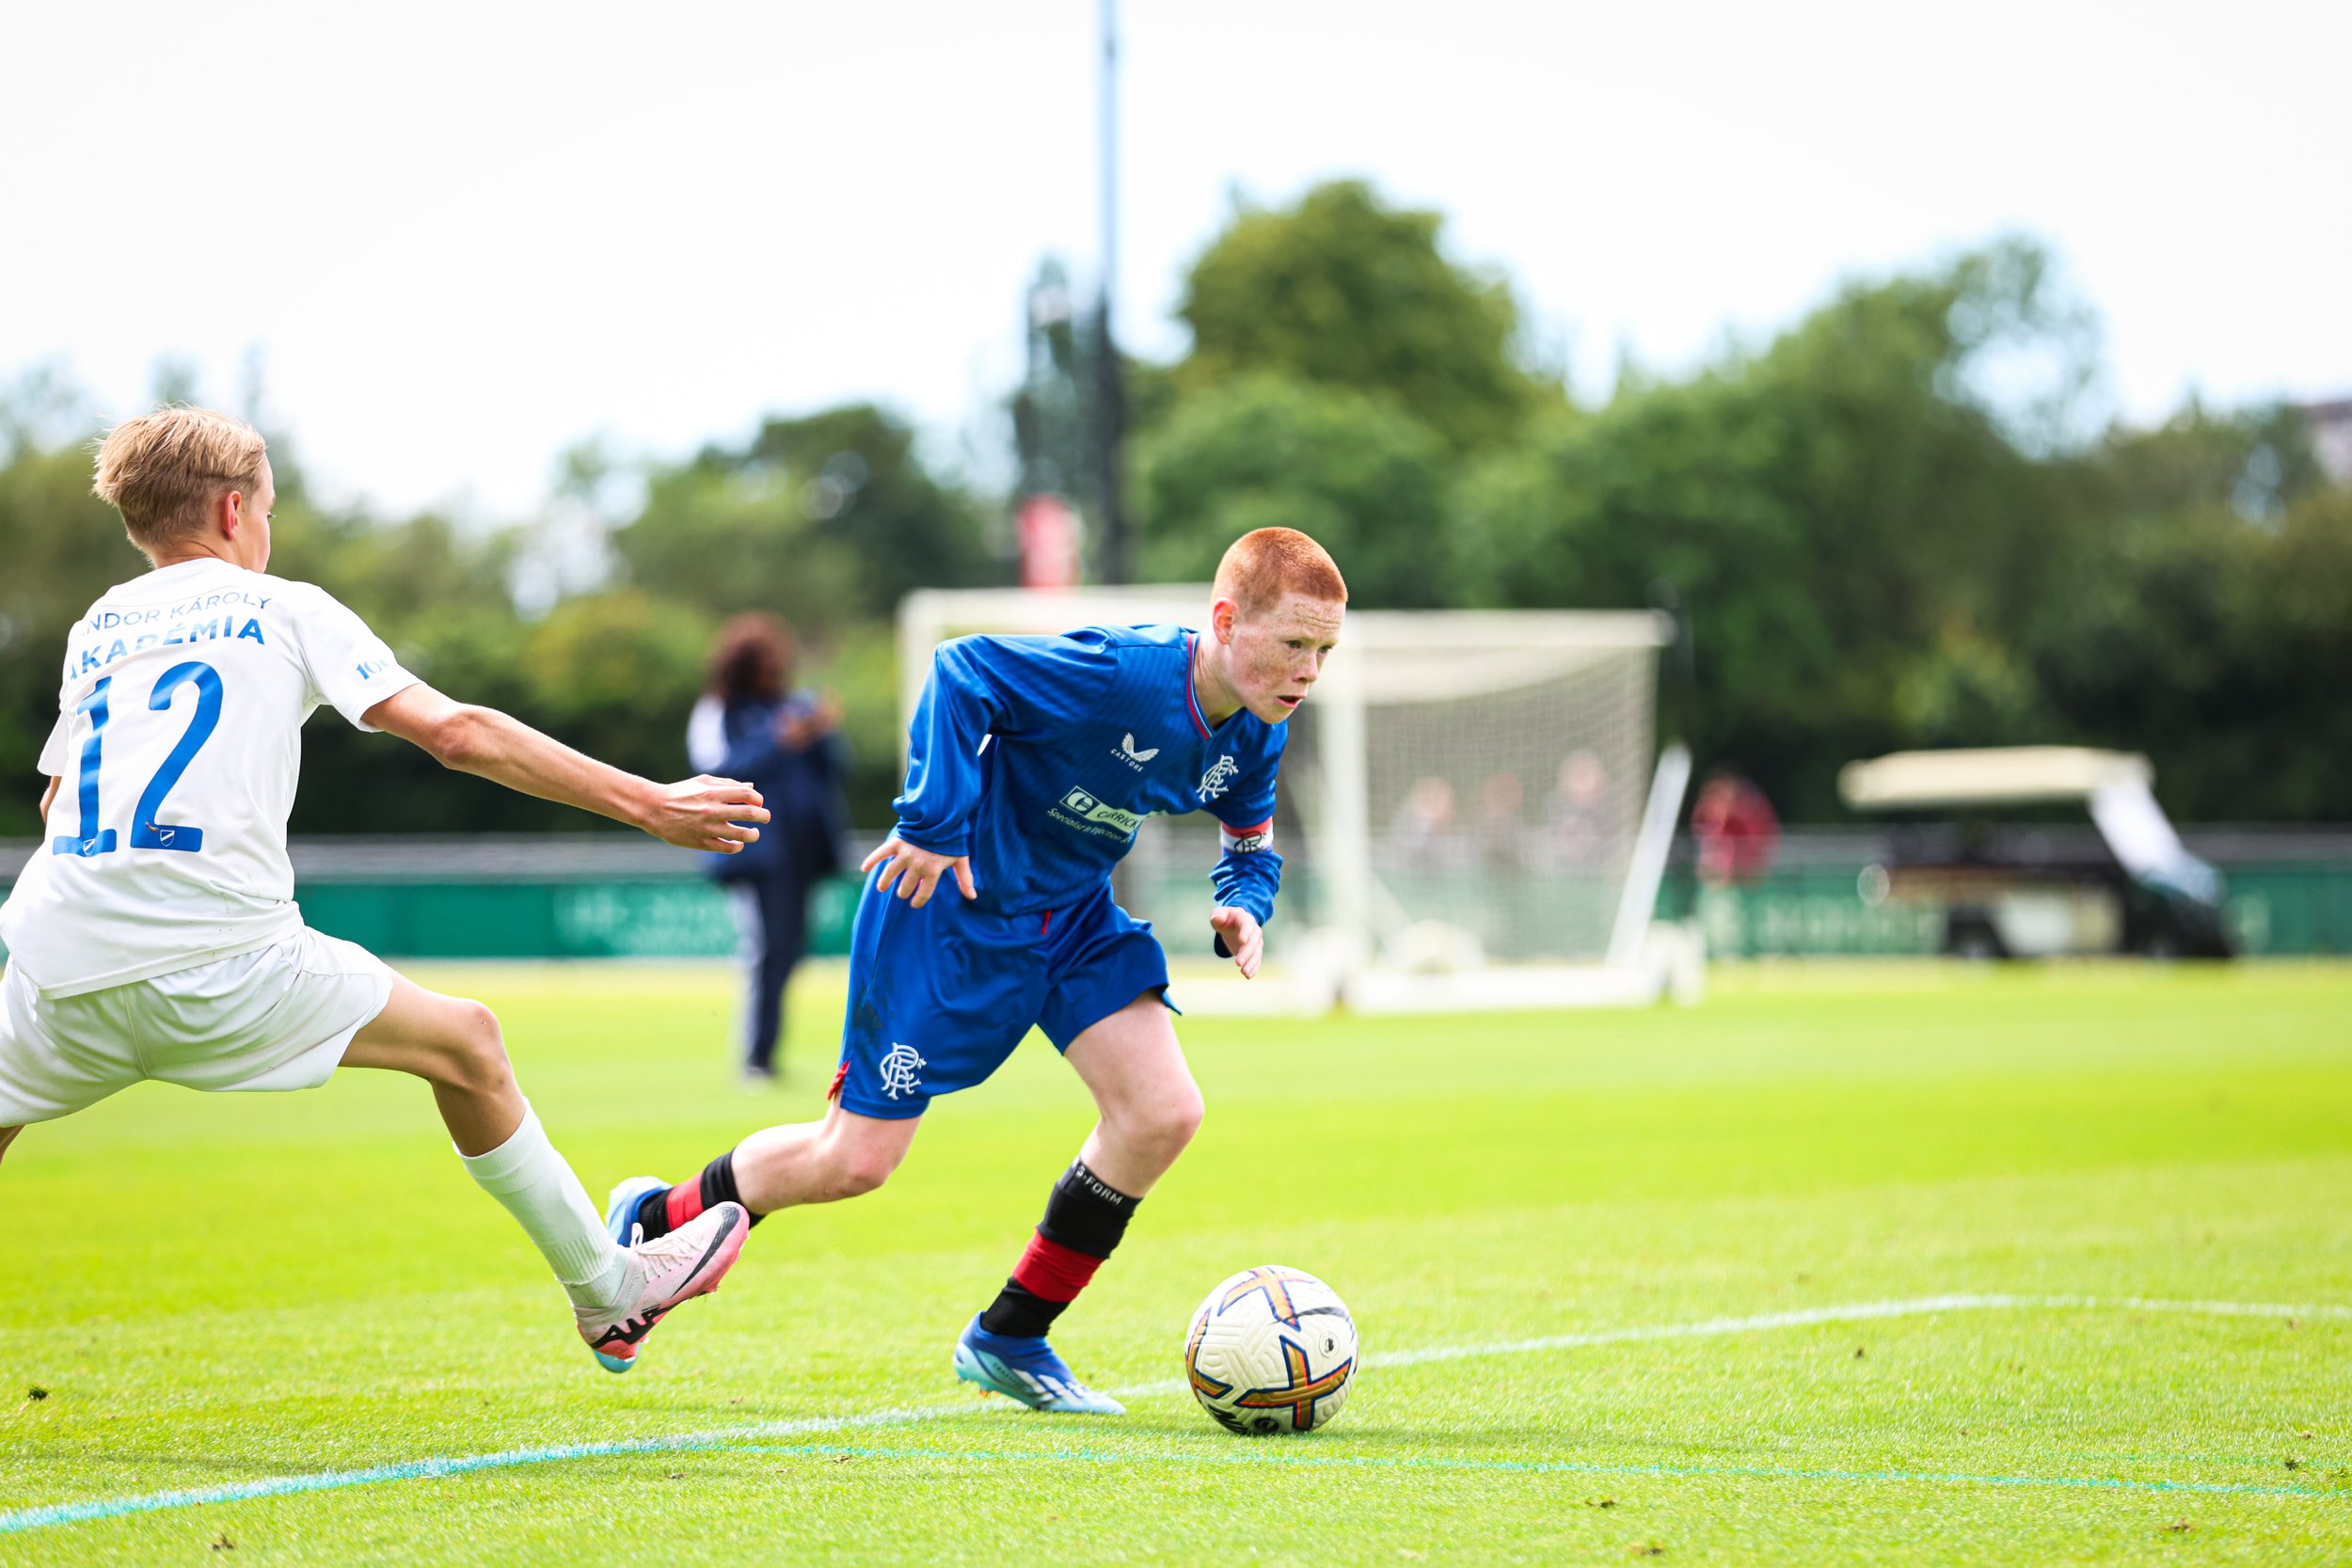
top-left (3, 0), bottom-right (2342, 520)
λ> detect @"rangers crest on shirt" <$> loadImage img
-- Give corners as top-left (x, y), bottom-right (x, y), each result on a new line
top-left (1196, 753), bottom-right (1239, 802)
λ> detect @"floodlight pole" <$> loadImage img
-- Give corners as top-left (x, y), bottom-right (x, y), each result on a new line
top-left (1092, 0), bottom-right (1130, 584)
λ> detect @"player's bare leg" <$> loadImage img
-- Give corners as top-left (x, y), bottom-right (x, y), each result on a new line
top-left (343, 974), bottom-right (745, 1371)
top-left (342, 974), bottom-right (527, 1153)
top-left (956, 992), bottom-right (1201, 1415)
top-left (606, 1104), bottom-right (919, 1254)
top-left (733, 1104), bottom-right (923, 1211)
top-left (1062, 993), bottom-right (1205, 1196)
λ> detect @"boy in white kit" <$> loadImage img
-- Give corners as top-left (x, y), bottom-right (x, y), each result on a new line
top-left (0, 407), bottom-right (757, 1372)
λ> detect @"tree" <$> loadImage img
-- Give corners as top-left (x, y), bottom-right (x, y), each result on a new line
top-left (1132, 374), bottom-right (1454, 607)
top-left (1449, 239), bottom-right (2090, 816)
top-left (616, 404), bottom-right (998, 629)
top-left (0, 440), bottom-right (142, 834)
top-left (518, 589), bottom-right (713, 774)
top-left (2021, 411), bottom-right (2352, 819)
top-left (1172, 181), bottom-right (1551, 453)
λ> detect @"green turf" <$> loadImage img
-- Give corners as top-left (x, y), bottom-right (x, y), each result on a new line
top-left (4, 961), bottom-right (2349, 1565)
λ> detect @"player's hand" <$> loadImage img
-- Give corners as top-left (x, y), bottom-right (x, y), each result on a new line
top-left (646, 775), bottom-right (769, 852)
top-left (862, 834), bottom-right (977, 909)
top-left (775, 690), bottom-right (843, 751)
top-left (1210, 907), bottom-right (1263, 979)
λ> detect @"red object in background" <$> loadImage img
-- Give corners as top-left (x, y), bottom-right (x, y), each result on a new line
top-left (1018, 495), bottom-right (1082, 589)
top-left (1692, 772), bottom-right (1780, 885)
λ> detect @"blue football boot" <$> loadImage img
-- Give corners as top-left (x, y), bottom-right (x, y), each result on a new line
top-left (604, 1175), bottom-right (669, 1246)
top-left (953, 1312), bottom-right (1127, 1414)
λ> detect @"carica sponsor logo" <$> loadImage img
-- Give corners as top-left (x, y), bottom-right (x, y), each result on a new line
top-left (1053, 786), bottom-right (1147, 842)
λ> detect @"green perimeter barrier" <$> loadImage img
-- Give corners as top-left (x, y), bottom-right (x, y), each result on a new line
top-left (275, 854), bottom-right (2352, 962)
top-left (4, 831), bottom-right (2350, 963)
top-left (1672, 860), bottom-right (2352, 959)
top-left (298, 874), bottom-right (865, 961)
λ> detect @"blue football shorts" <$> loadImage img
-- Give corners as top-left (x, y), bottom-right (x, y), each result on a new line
top-left (829, 874), bottom-right (1175, 1119)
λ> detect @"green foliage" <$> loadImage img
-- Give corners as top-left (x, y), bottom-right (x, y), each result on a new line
top-left (0, 441), bottom-right (143, 832)
top-left (519, 589), bottom-right (714, 768)
top-left (616, 404), bottom-right (998, 631)
top-left (1173, 180), bottom-right (1549, 452)
top-left (798, 619), bottom-right (901, 826)
top-left (1, 199), bottom-right (2345, 835)
top-left (1448, 245), bottom-right (2085, 814)
top-left (2026, 464), bottom-right (2352, 821)
top-left (0, 397), bottom-right (993, 837)
top-left (1132, 374), bottom-right (1454, 606)
top-left (1137, 210), bottom-right (2344, 821)
top-left (614, 455), bottom-right (857, 633)
top-left (609, 404), bottom-right (1001, 812)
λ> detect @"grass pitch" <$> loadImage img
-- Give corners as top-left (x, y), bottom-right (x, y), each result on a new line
top-left (4, 960), bottom-right (2349, 1565)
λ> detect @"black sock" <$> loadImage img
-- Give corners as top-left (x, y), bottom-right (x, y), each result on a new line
top-left (630, 1150), bottom-right (765, 1242)
top-left (978, 1159), bottom-right (1139, 1338)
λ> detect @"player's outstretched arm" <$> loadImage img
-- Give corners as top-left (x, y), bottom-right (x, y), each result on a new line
top-left (366, 684), bottom-right (770, 853)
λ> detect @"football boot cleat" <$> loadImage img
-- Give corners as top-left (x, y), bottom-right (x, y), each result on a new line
top-left (953, 1311), bottom-right (1126, 1414)
top-left (578, 1200), bottom-right (748, 1373)
top-left (603, 1173), bottom-right (669, 1246)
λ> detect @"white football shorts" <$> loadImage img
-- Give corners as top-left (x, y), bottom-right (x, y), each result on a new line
top-left (0, 927), bottom-right (394, 1126)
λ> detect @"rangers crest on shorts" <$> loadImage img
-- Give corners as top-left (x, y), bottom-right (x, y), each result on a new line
top-left (878, 1042), bottom-right (927, 1100)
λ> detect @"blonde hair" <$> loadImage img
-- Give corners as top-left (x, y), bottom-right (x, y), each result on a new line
top-left (91, 407), bottom-right (269, 547)
top-left (1211, 527), bottom-right (1347, 619)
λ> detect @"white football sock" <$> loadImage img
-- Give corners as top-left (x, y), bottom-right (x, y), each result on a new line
top-left (457, 1102), bottom-right (629, 1312)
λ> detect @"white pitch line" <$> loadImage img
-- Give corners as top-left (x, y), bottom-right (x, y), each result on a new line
top-left (4, 1292), bottom-right (2342, 1536)
top-left (1359, 1292), bottom-right (2352, 1371)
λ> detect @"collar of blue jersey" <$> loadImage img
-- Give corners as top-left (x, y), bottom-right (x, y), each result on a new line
top-left (1182, 633), bottom-right (1216, 741)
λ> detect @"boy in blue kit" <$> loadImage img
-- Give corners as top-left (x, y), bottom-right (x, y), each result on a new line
top-left (609, 528), bottom-right (1346, 1412)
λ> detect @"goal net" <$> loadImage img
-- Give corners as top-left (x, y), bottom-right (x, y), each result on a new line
top-left (897, 588), bottom-right (1694, 1013)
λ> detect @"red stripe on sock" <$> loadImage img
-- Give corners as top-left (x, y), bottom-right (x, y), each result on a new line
top-left (1009, 1232), bottom-right (1104, 1303)
top-left (664, 1181), bottom-right (706, 1232)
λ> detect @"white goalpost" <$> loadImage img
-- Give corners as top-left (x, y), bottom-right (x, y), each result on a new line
top-left (898, 587), bottom-right (1698, 1014)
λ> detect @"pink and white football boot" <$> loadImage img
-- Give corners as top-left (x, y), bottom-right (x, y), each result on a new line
top-left (577, 1199), bottom-right (749, 1372)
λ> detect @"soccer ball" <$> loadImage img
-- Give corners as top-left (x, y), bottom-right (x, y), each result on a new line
top-left (1184, 1265), bottom-right (1358, 1434)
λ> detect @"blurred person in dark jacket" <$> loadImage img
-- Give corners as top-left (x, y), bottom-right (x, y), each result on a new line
top-left (688, 615), bottom-right (849, 1084)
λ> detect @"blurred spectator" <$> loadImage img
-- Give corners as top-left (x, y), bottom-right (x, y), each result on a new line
top-left (689, 614), bottom-right (849, 1083)
top-left (1391, 775), bottom-right (1461, 870)
top-left (1477, 771), bottom-right (1526, 872)
top-left (1546, 749), bottom-right (1611, 866)
top-left (1690, 768), bottom-right (1780, 886)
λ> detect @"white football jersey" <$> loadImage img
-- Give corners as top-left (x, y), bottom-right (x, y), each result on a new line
top-left (0, 559), bottom-right (420, 999)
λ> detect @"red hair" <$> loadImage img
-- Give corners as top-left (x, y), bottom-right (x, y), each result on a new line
top-left (1211, 528), bottom-right (1347, 620)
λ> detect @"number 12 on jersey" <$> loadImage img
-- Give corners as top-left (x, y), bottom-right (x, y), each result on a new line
top-left (52, 661), bottom-right (224, 858)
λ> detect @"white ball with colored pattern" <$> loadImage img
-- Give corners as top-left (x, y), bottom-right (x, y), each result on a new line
top-left (1184, 1265), bottom-right (1358, 1435)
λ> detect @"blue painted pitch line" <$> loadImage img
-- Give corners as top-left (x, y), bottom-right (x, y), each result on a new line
top-left (5, 1293), bottom-right (2344, 1536)
top-left (0, 1402), bottom-right (978, 1536)
top-left (740, 1440), bottom-right (2344, 1503)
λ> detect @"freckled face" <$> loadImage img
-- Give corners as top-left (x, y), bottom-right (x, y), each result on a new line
top-left (1227, 593), bottom-right (1343, 723)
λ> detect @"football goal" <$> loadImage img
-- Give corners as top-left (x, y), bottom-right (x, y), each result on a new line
top-left (897, 587), bottom-right (1696, 1014)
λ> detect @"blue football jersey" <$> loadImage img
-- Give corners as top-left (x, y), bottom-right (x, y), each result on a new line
top-left (890, 624), bottom-right (1285, 925)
